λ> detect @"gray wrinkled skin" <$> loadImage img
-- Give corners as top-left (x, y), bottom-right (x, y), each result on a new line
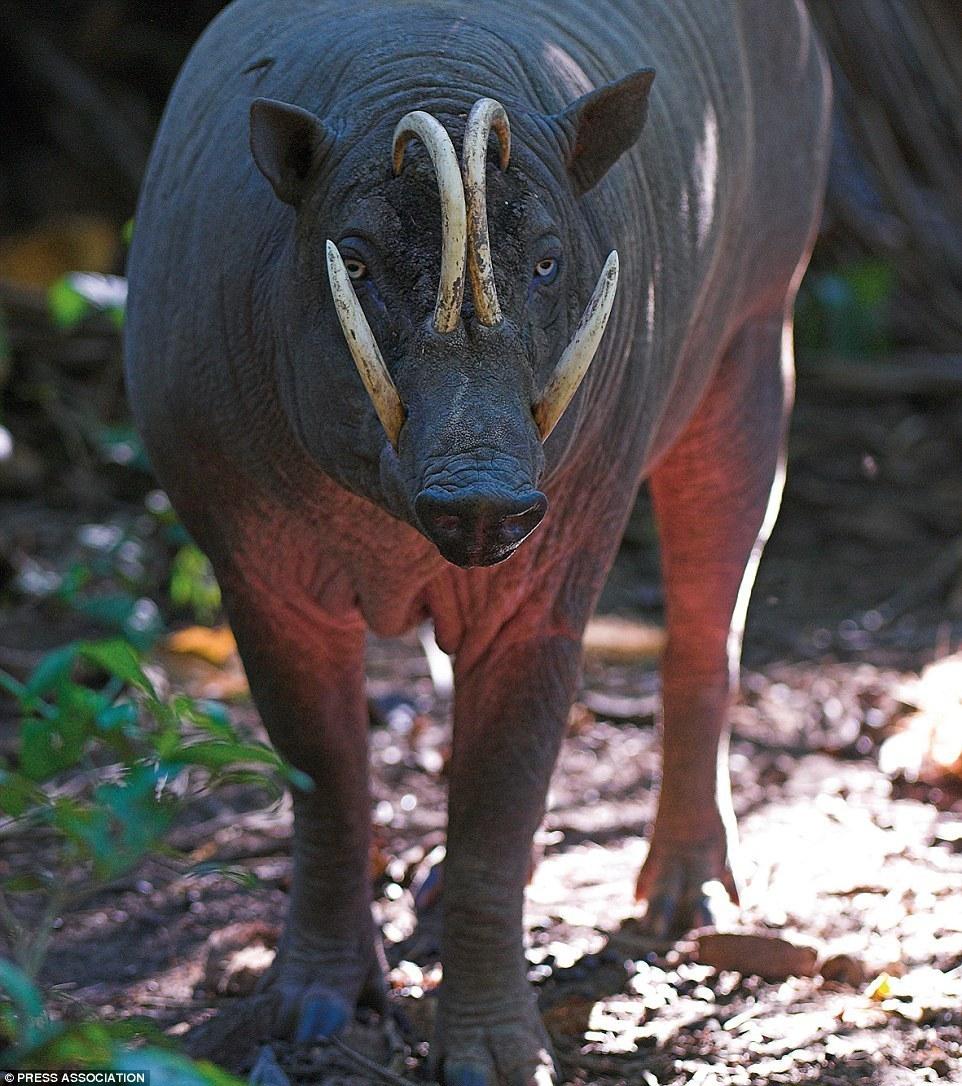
top-left (125, 3), bottom-right (830, 1083)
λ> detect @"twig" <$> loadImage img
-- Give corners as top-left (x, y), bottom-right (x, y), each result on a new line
top-left (328, 1036), bottom-right (428, 1086)
top-left (798, 353), bottom-right (962, 398)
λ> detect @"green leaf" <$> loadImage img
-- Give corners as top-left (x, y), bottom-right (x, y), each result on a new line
top-left (49, 798), bottom-right (112, 869)
top-left (285, 766), bottom-right (315, 793)
top-left (207, 770), bottom-right (283, 798)
top-left (173, 696), bottom-right (234, 738)
top-left (47, 276), bottom-right (90, 329)
top-left (0, 960), bottom-right (44, 1020)
top-left (0, 770), bottom-right (44, 818)
top-left (25, 644), bottom-right (78, 698)
top-left (19, 1021), bottom-right (111, 1066)
top-left (80, 639), bottom-right (156, 697)
top-left (51, 767), bottom-right (173, 880)
top-left (57, 562), bottom-right (91, 599)
top-left (73, 594), bottom-right (137, 631)
top-left (19, 712), bottom-right (86, 781)
top-left (167, 740), bottom-right (284, 773)
top-left (169, 543), bottom-right (221, 623)
top-left (95, 701), bottom-right (140, 733)
top-left (115, 1048), bottom-right (246, 1086)
top-left (0, 960), bottom-right (48, 1054)
top-left (0, 669), bottom-right (27, 706)
top-left (9, 1017), bottom-right (175, 1069)
top-left (91, 766), bottom-right (173, 877)
top-left (57, 681), bottom-right (109, 730)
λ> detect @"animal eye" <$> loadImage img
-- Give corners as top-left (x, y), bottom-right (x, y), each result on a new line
top-left (343, 257), bottom-right (367, 281)
top-left (533, 257), bottom-right (558, 283)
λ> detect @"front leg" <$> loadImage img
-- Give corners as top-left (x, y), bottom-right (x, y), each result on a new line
top-left (437, 628), bottom-right (583, 1086)
top-left (217, 567), bottom-right (384, 1042)
top-left (637, 312), bottom-right (791, 935)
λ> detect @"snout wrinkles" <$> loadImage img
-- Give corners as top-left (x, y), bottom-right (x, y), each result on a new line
top-left (412, 447), bottom-right (547, 567)
top-left (418, 447), bottom-right (535, 496)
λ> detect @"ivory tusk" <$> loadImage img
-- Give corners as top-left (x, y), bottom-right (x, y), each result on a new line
top-left (533, 250), bottom-right (619, 440)
top-left (326, 239), bottom-right (405, 448)
top-left (462, 98), bottom-right (510, 326)
top-left (392, 111), bottom-right (467, 334)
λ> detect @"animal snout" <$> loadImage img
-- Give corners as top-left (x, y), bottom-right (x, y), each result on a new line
top-left (415, 487), bottom-right (548, 567)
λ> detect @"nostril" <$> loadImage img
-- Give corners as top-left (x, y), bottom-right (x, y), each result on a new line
top-left (501, 498), bottom-right (547, 542)
top-left (415, 489), bottom-right (547, 557)
top-left (415, 494), bottom-right (464, 539)
top-left (428, 511), bottom-right (463, 538)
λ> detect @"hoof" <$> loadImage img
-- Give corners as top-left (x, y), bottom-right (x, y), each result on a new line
top-left (443, 1061), bottom-right (491, 1086)
top-left (435, 1006), bottom-right (556, 1086)
top-left (291, 984), bottom-right (351, 1042)
top-left (442, 1059), bottom-right (555, 1086)
top-left (635, 837), bottom-right (740, 937)
top-left (249, 1044), bottom-right (292, 1085)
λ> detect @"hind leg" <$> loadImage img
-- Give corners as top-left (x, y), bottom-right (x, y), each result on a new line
top-left (637, 312), bottom-right (792, 935)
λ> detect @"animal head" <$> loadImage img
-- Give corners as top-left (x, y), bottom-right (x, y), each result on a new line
top-left (250, 69), bottom-right (653, 567)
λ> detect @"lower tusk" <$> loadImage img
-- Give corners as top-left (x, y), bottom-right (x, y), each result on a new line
top-left (326, 240), bottom-right (405, 448)
top-left (533, 251), bottom-right (619, 440)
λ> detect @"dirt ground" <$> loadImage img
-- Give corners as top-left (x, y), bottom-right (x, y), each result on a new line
top-left (3, 370), bottom-right (962, 1084)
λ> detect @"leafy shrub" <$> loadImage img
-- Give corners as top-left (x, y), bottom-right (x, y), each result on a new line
top-left (0, 637), bottom-right (307, 1071)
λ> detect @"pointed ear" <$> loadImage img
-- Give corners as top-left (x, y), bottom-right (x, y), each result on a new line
top-left (554, 68), bottom-right (655, 197)
top-left (250, 98), bottom-right (334, 206)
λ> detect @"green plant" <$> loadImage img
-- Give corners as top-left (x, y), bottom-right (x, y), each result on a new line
top-left (0, 636), bottom-right (308, 1070)
top-left (47, 273), bottom-right (127, 332)
top-left (0, 959), bottom-right (242, 1080)
top-left (795, 258), bottom-right (896, 356)
top-left (169, 543), bottom-right (222, 625)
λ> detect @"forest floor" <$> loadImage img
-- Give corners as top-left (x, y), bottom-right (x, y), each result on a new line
top-left (3, 356), bottom-right (962, 1084)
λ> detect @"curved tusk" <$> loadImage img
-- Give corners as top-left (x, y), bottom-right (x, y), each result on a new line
top-left (533, 250), bottom-right (619, 441)
top-left (462, 97), bottom-right (510, 326)
top-left (326, 240), bottom-right (405, 448)
top-left (392, 111), bottom-right (467, 334)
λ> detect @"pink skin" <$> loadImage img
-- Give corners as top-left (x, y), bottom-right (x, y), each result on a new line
top-left (637, 311), bottom-right (793, 934)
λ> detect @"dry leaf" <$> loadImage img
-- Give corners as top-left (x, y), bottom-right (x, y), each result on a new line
top-left (583, 616), bottom-right (666, 662)
top-left (165, 625), bottom-right (238, 665)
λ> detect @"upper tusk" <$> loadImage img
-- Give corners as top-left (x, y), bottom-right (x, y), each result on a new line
top-left (392, 111), bottom-right (467, 334)
top-left (533, 251), bottom-right (619, 441)
top-left (462, 97), bottom-right (510, 327)
top-left (326, 240), bottom-right (405, 448)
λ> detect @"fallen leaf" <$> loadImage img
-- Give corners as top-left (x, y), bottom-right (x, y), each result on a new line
top-left (583, 616), bottom-right (666, 662)
top-left (695, 931), bottom-right (819, 982)
top-left (820, 953), bottom-right (866, 987)
top-left (866, 971), bottom-right (894, 1000)
top-left (542, 996), bottom-right (596, 1037)
top-left (166, 625), bottom-right (238, 665)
